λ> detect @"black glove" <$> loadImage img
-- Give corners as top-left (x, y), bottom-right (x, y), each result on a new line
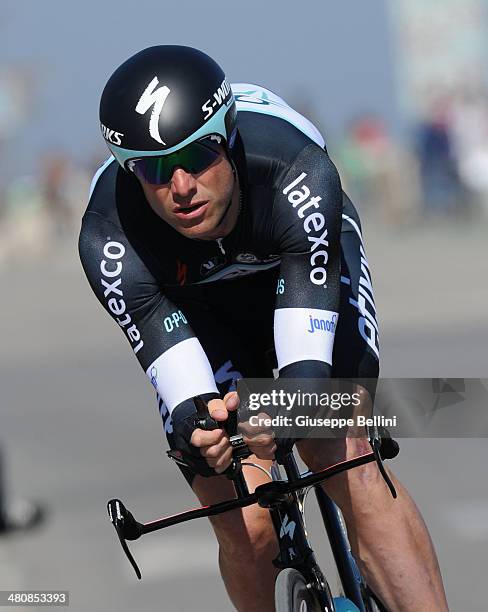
top-left (170, 394), bottom-right (225, 477)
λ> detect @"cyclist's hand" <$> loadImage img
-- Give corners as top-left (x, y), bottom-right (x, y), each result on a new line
top-left (190, 398), bottom-right (234, 474)
top-left (227, 391), bottom-right (277, 460)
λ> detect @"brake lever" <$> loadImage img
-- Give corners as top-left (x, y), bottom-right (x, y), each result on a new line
top-left (194, 396), bottom-right (219, 430)
top-left (370, 439), bottom-right (397, 499)
top-left (107, 499), bottom-right (143, 579)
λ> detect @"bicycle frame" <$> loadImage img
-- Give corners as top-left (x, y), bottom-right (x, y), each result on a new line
top-left (263, 450), bottom-right (336, 610)
top-left (262, 450), bottom-right (379, 611)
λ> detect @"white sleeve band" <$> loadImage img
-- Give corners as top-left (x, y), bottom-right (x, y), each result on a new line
top-left (274, 307), bottom-right (338, 370)
top-left (145, 337), bottom-right (218, 413)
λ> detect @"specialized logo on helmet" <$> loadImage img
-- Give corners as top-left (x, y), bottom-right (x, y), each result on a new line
top-left (202, 78), bottom-right (231, 121)
top-left (100, 123), bottom-right (124, 146)
top-left (135, 76), bottom-right (171, 145)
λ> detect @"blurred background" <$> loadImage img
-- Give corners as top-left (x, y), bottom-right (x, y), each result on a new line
top-left (1, 0), bottom-right (486, 610)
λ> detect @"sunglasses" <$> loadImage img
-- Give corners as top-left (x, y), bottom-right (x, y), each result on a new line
top-left (127, 138), bottom-right (222, 185)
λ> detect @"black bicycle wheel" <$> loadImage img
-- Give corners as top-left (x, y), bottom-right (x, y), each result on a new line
top-left (275, 568), bottom-right (324, 612)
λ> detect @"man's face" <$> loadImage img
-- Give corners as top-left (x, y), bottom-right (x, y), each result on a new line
top-left (138, 146), bottom-right (236, 240)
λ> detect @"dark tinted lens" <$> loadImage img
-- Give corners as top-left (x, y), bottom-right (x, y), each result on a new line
top-left (129, 140), bottom-right (221, 184)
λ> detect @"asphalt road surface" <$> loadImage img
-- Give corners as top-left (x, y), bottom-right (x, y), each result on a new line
top-left (1, 221), bottom-right (486, 611)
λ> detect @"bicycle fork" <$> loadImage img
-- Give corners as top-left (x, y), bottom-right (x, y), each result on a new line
top-left (267, 453), bottom-right (336, 610)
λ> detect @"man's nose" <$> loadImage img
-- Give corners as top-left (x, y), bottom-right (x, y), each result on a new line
top-left (171, 167), bottom-right (197, 198)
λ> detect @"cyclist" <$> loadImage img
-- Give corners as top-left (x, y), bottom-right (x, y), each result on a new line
top-left (79, 46), bottom-right (448, 611)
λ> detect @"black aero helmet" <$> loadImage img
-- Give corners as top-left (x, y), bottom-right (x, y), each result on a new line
top-left (99, 45), bottom-right (237, 170)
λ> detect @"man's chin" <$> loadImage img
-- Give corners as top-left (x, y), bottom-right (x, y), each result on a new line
top-left (173, 218), bottom-right (218, 240)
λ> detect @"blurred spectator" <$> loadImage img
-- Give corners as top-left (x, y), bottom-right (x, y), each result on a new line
top-left (450, 85), bottom-right (488, 217)
top-left (40, 152), bottom-right (92, 239)
top-left (0, 446), bottom-right (44, 535)
top-left (415, 96), bottom-right (464, 218)
top-left (0, 173), bottom-right (50, 266)
top-left (0, 151), bottom-right (91, 267)
top-left (338, 115), bottom-right (420, 225)
top-left (40, 154), bottom-right (73, 239)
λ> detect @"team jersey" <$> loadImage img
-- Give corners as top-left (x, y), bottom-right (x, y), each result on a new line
top-left (79, 84), bottom-right (378, 416)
